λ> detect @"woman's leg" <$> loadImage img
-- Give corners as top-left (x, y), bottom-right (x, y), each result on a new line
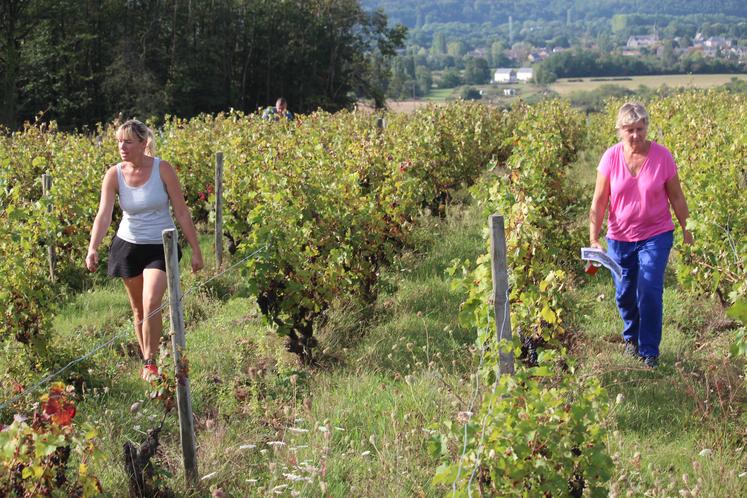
top-left (141, 268), bottom-right (168, 361)
top-left (636, 231), bottom-right (674, 359)
top-left (122, 275), bottom-right (145, 356)
top-left (607, 238), bottom-right (640, 345)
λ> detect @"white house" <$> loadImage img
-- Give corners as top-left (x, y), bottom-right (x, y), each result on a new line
top-left (494, 68), bottom-right (516, 83)
top-left (704, 36), bottom-right (732, 49)
top-left (516, 67), bottom-right (533, 82)
top-left (626, 35), bottom-right (658, 49)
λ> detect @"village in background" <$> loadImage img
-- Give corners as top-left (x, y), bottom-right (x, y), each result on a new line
top-left (372, 2), bottom-right (747, 111)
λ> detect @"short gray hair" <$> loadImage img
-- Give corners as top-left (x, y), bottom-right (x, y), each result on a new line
top-left (615, 102), bottom-right (649, 129)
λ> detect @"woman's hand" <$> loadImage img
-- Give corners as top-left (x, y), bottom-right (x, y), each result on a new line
top-left (683, 229), bottom-right (694, 246)
top-left (85, 250), bottom-right (98, 272)
top-left (191, 251), bottom-right (204, 273)
top-left (590, 240), bottom-right (604, 250)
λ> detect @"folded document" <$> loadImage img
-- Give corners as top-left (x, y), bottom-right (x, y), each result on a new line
top-left (580, 247), bottom-right (623, 280)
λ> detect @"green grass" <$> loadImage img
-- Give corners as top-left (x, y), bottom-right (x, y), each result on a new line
top-left (422, 88), bottom-right (455, 101)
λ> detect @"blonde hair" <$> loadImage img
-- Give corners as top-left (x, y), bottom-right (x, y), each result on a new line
top-left (116, 119), bottom-right (156, 156)
top-left (615, 102), bottom-right (649, 129)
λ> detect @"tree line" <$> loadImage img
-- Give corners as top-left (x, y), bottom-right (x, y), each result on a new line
top-left (534, 48), bottom-right (745, 83)
top-left (0, 0), bottom-right (406, 130)
top-left (362, 0), bottom-right (747, 27)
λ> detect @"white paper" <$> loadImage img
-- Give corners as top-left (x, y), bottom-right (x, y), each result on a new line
top-left (580, 247), bottom-right (623, 280)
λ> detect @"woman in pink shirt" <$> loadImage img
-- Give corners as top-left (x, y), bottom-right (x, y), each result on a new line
top-left (589, 102), bottom-right (693, 368)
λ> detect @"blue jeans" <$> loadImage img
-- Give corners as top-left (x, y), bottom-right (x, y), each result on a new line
top-left (607, 231), bottom-right (673, 358)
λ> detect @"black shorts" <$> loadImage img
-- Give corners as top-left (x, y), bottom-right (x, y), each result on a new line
top-left (107, 236), bottom-right (182, 278)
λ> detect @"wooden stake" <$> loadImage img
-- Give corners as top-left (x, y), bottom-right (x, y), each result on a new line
top-left (41, 174), bottom-right (56, 283)
top-left (162, 228), bottom-right (198, 484)
top-left (214, 152), bottom-right (224, 268)
top-left (489, 215), bottom-right (514, 375)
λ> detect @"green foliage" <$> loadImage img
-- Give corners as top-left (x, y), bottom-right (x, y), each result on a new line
top-left (721, 76), bottom-right (747, 94)
top-left (4, 0), bottom-right (407, 129)
top-left (438, 99), bottom-right (613, 495)
top-left (460, 87), bottom-right (481, 100)
top-left (1, 103), bottom-right (515, 365)
top-left (729, 298), bottom-right (747, 358)
top-left (0, 382), bottom-right (102, 496)
top-left (463, 58), bottom-right (491, 85)
top-left (432, 352), bottom-right (613, 497)
top-left (0, 121), bottom-right (115, 345)
top-left (535, 48), bottom-right (744, 82)
top-left (460, 100), bottom-right (587, 344)
top-left (367, 0), bottom-right (747, 61)
top-left (728, 298), bottom-right (747, 326)
top-left (438, 69), bottom-right (462, 89)
top-left (364, 0), bottom-right (747, 28)
top-left (219, 104), bottom-right (514, 360)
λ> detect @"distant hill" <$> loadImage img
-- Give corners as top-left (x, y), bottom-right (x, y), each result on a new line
top-left (361, 1), bottom-right (747, 27)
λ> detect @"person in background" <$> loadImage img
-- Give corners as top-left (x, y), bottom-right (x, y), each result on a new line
top-left (262, 97), bottom-right (294, 121)
top-left (85, 119), bottom-right (204, 380)
top-left (589, 102), bottom-right (693, 368)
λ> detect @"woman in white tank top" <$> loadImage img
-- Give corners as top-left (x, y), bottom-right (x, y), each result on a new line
top-left (85, 119), bottom-right (204, 380)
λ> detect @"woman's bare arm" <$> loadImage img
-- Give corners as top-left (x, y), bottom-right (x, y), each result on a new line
top-left (665, 172), bottom-right (693, 245)
top-left (86, 167), bottom-right (117, 271)
top-left (160, 160), bottom-right (204, 272)
top-left (589, 170), bottom-right (610, 249)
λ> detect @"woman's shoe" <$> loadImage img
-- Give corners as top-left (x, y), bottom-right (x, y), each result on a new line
top-left (141, 359), bottom-right (160, 381)
top-left (642, 356), bottom-right (658, 369)
top-left (623, 340), bottom-right (639, 357)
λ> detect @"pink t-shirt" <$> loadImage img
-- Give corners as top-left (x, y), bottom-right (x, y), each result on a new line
top-left (598, 141), bottom-right (676, 242)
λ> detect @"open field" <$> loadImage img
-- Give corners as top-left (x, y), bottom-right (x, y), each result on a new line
top-left (550, 73), bottom-right (747, 95)
top-left (421, 88), bottom-right (454, 101)
top-left (384, 74), bottom-right (747, 111)
top-left (385, 83), bottom-right (544, 111)
top-left (384, 100), bottom-right (443, 113)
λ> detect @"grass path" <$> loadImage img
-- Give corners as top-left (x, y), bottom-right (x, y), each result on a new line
top-left (42, 207), bottom-right (485, 496)
top-left (571, 274), bottom-right (746, 497)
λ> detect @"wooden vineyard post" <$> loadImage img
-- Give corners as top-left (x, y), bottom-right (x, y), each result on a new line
top-left (214, 152), bottom-right (224, 268)
top-left (41, 173), bottom-right (56, 282)
top-left (489, 214), bottom-right (514, 375)
top-left (162, 228), bottom-right (198, 485)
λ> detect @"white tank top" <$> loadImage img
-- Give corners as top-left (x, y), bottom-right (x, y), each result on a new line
top-left (115, 158), bottom-right (176, 244)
